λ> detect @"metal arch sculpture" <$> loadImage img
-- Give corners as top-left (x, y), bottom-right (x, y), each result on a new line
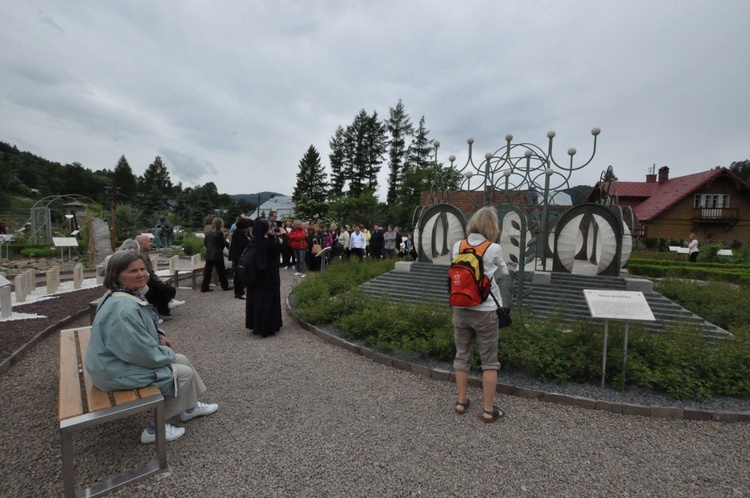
top-left (28, 194), bottom-right (101, 244)
top-left (552, 203), bottom-right (624, 276)
top-left (415, 203), bottom-right (467, 263)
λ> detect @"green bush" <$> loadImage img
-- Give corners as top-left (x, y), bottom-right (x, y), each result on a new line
top-left (290, 256), bottom-right (750, 400)
top-left (181, 233), bottom-right (205, 256)
top-left (20, 247), bottom-right (58, 258)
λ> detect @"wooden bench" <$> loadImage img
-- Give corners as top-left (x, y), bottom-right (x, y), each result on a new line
top-left (59, 326), bottom-right (168, 497)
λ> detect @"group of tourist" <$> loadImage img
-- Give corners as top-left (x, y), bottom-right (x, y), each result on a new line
top-left (84, 207), bottom-right (515, 447)
top-left (279, 221), bottom-right (418, 276)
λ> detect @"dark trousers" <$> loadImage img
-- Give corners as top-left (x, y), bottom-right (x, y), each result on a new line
top-left (145, 276), bottom-right (176, 315)
top-left (201, 259), bottom-right (229, 291)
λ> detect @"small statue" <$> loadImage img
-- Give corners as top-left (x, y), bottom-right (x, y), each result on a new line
top-left (154, 215), bottom-right (174, 249)
top-left (152, 226), bottom-right (163, 249)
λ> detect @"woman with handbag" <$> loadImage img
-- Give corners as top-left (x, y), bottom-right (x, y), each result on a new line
top-left (307, 224), bottom-right (324, 272)
top-left (451, 207), bottom-right (510, 423)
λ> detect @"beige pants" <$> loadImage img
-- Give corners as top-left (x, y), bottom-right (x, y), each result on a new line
top-left (166, 353), bottom-right (207, 419)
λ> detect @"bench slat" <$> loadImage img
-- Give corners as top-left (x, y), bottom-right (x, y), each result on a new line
top-left (59, 330), bottom-right (84, 421)
top-left (77, 328), bottom-right (114, 413)
top-left (113, 390), bottom-right (138, 404)
top-left (138, 385), bottom-right (161, 399)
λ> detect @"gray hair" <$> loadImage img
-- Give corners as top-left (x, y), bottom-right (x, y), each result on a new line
top-left (104, 251), bottom-right (147, 291)
top-left (118, 239), bottom-right (141, 252)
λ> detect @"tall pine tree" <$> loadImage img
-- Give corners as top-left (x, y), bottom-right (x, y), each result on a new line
top-left (293, 145), bottom-right (327, 199)
top-left (345, 109), bottom-right (387, 196)
top-left (112, 155), bottom-right (137, 200)
top-left (293, 145), bottom-right (329, 221)
top-left (328, 126), bottom-right (347, 197)
top-left (385, 99), bottom-right (414, 205)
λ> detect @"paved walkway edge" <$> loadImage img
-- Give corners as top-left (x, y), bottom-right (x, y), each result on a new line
top-left (287, 299), bottom-right (749, 424)
top-left (0, 308), bottom-right (89, 375)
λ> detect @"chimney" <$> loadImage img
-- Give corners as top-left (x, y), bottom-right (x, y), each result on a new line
top-left (646, 164), bottom-right (657, 183)
top-left (658, 166), bottom-right (669, 184)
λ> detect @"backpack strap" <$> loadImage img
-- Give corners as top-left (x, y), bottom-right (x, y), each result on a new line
top-left (459, 239), bottom-right (492, 255)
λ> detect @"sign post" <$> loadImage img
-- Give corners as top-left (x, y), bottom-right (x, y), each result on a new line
top-left (583, 289), bottom-right (656, 388)
top-left (52, 237), bottom-right (79, 262)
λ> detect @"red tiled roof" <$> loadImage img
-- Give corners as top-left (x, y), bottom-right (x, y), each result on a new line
top-left (594, 168), bottom-right (749, 222)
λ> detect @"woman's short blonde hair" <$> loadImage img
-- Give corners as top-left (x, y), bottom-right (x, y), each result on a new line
top-left (465, 207), bottom-right (500, 242)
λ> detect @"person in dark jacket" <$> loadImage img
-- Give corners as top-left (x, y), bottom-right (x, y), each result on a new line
top-left (228, 218), bottom-right (252, 299)
top-left (245, 219), bottom-right (283, 337)
top-left (369, 223), bottom-right (384, 259)
top-left (200, 217), bottom-right (232, 292)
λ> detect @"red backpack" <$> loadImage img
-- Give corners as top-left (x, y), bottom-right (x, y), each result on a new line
top-left (448, 240), bottom-right (492, 307)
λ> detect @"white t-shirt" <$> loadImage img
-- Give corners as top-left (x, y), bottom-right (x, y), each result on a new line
top-left (451, 233), bottom-right (510, 311)
top-left (350, 231), bottom-right (366, 250)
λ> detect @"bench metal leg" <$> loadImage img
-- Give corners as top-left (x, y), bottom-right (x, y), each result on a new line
top-left (59, 396), bottom-right (168, 497)
top-left (155, 399), bottom-right (167, 469)
top-left (61, 430), bottom-right (76, 498)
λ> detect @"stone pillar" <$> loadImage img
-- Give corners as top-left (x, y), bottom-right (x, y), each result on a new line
top-left (0, 276), bottom-right (11, 319)
top-left (25, 269), bottom-right (35, 293)
top-left (73, 264), bottom-right (83, 290)
top-left (191, 254), bottom-right (201, 267)
top-left (169, 255), bottom-right (179, 273)
top-left (150, 253), bottom-right (160, 271)
top-left (0, 285), bottom-right (11, 318)
top-left (46, 269), bottom-right (58, 294)
top-left (14, 275), bottom-right (26, 303)
top-left (96, 263), bottom-right (106, 285)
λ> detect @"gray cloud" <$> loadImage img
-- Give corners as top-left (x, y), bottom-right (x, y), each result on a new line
top-left (0, 0), bottom-right (748, 195)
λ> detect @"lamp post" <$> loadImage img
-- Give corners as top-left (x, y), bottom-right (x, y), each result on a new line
top-left (64, 214), bottom-right (74, 236)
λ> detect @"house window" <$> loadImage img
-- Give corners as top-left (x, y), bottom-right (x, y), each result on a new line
top-left (694, 194), bottom-right (730, 208)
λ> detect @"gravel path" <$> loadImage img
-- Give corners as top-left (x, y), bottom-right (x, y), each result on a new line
top-left (1, 271), bottom-right (750, 497)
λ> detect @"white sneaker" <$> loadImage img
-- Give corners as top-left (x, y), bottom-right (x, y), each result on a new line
top-left (284, 266), bottom-right (289, 270)
top-left (168, 299), bottom-right (185, 310)
top-left (293, 272), bottom-right (301, 276)
top-left (140, 423), bottom-right (185, 444)
top-left (300, 274), bottom-right (306, 278)
top-left (180, 401), bottom-right (219, 422)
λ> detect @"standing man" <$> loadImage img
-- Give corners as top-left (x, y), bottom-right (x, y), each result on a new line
top-left (135, 234), bottom-right (184, 316)
top-left (349, 224), bottom-right (367, 261)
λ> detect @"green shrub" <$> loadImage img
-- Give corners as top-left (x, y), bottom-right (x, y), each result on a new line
top-left (181, 233), bottom-right (205, 256)
top-left (289, 256), bottom-right (750, 400)
top-left (20, 247), bottom-right (58, 258)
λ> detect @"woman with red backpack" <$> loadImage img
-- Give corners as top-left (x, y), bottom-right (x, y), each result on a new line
top-left (451, 207), bottom-right (510, 423)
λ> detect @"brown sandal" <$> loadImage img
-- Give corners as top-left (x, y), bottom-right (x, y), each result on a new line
top-left (481, 405), bottom-right (505, 423)
top-left (454, 400), bottom-right (470, 415)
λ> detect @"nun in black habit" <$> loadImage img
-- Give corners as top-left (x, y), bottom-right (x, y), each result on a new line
top-left (245, 219), bottom-right (283, 337)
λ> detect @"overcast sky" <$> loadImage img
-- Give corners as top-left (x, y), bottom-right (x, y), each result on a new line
top-left (1, 1), bottom-right (749, 199)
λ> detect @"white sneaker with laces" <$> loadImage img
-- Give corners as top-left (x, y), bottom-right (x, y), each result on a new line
top-left (168, 299), bottom-right (185, 310)
top-left (140, 423), bottom-right (185, 444)
top-left (180, 401), bottom-right (219, 422)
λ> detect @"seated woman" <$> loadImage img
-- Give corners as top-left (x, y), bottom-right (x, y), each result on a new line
top-left (85, 251), bottom-right (218, 444)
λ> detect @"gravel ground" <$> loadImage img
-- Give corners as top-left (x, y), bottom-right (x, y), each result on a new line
top-left (1, 270), bottom-right (750, 497)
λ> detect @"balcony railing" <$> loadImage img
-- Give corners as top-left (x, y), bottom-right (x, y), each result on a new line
top-left (692, 207), bottom-right (740, 221)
